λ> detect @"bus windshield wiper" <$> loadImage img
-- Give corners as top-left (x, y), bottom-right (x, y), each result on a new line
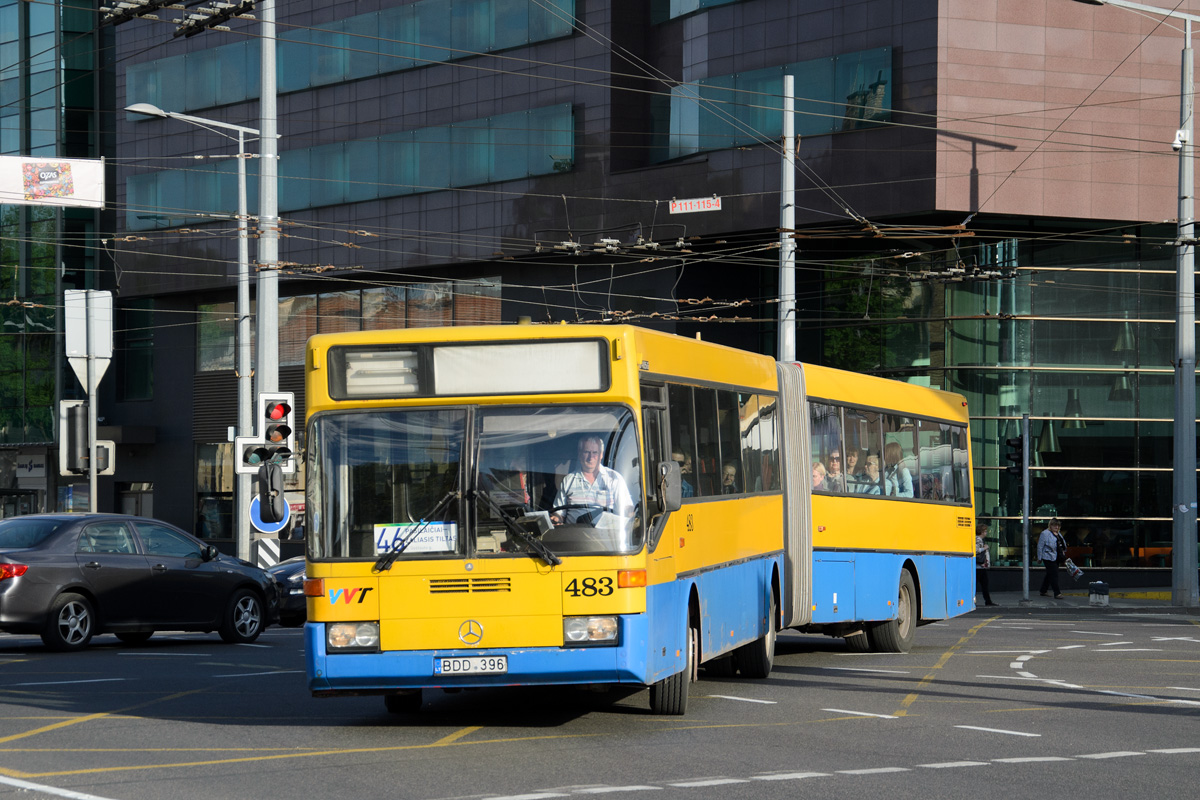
top-left (373, 489), bottom-right (460, 573)
top-left (473, 488), bottom-right (562, 567)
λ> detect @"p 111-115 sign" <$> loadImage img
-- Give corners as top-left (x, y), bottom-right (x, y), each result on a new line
top-left (668, 196), bottom-right (722, 214)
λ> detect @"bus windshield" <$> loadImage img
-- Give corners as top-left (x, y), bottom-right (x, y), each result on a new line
top-left (307, 404), bottom-right (643, 561)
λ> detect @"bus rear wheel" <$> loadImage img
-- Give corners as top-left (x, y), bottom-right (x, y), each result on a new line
top-left (733, 591), bottom-right (776, 679)
top-left (649, 624), bottom-right (694, 715)
top-left (844, 631), bottom-right (871, 652)
top-left (867, 570), bottom-right (916, 653)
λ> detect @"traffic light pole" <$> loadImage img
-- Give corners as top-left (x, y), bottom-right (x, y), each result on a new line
top-left (1021, 413), bottom-right (1031, 603)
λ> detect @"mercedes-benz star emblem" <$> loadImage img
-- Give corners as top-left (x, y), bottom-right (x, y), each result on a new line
top-left (458, 619), bottom-right (483, 645)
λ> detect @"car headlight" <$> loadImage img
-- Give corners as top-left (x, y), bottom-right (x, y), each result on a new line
top-left (327, 621), bottom-right (380, 651)
top-left (563, 616), bottom-right (618, 646)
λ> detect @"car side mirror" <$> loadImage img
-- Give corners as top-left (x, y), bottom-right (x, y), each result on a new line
top-left (657, 460), bottom-right (682, 514)
top-left (202, 545), bottom-right (220, 562)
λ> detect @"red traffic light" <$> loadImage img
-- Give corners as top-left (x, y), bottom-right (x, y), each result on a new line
top-left (265, 401), bottom-right (291, 421)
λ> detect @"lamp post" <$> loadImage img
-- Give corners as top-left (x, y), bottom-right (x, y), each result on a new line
top-left (1072, 0), bottom-right (1199, 606)
top-left (125, 103), bottom-right (258, 563)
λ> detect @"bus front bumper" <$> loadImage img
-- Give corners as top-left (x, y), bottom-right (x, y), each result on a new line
top-left (305, 615), bottom-right (651, 693)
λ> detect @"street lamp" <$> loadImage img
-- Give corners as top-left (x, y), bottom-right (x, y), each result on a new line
top-left (125, 102), bottom-right (258, 563)
top-left (1071, 0), bottom-right (1199, 606)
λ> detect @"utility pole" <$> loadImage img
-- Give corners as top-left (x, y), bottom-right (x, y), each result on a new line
top-left (778, 75), bottom-right (796, 362)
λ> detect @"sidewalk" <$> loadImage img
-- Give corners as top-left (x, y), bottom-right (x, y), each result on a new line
top-left (976, 585), bottom-right (1198, 614)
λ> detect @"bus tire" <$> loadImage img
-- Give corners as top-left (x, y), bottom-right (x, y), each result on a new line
top-left (733, 591), bottom-right (776, 679)
top-left (867, 570), bottom-right (916, 653)
top-left (649, 624), bottom-right (693, 715)
top-left (844, 631), bottom-right (871, 652)
top-left (384, 690), bottom-right (422, 714)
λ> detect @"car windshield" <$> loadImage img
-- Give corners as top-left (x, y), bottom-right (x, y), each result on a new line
top-left (307, 404), bottom-right (643, 561)
top-left (0, 518), bottom-right (68, 549)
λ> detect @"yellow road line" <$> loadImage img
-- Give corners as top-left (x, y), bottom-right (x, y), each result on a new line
top-left (0, 731), bottom-right (605, 779)
top-left (433, 726), bottom-right (482, 746)
top-left (0, 688), bottom-right (208, 746)
top-left (893, 614), bottom-right (996, 717)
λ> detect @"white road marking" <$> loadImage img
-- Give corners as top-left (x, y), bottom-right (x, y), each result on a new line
top-left (1009, 662), bottom-right (1025, 669)
top-left (1149, 748), bottom-right (1200, 754)
top-left (1098, 690), bottom-right (1157, 700)
top-left (1018, 671), bottom-right (1037, 678)
top-left (1070, 631), bottom-right (1122, 636)
top-left (1152, 637), bottom-right (1200, 643)
top-left (237, 642), bottom-right (271, 648)
top-left (955, 725), bottom-right (1040, 737)
top-left (488, 794), bottom-right (569, 800)
top-left (1098, 641), bottom-right (1134, 646)
top-left (821, 708), bottom-right (898, 719)
top-left (0, 776), bottom-right (119, 800)
top-left (212, 670), bottom-right (304, 678)
top-left (1014, 655), bottom-right (1036, 661)
top-left (1165, 686), bottom-right (1200, 692)
top-left (573, 787), bottom-right (661, 794)
top-left (705, 695), bottom-right (776, 704)
top-left (8, 678), bottom-right (124, 687)
top-left (821, 667), bottom-right (910, 674)
top-left (1057, 645), bottom-right (1086, 649)
top-left (969, 650), bottom-right (1050, 654)
top-left (666, 779), bottom-right (748, 788)
top-left (117, 652), bottom-right (210, 656)
top-left (838, 768), bottom-right (910, 775)
top-left (918, 761), bottom-right (988, 769)
top-left (1076, 751), bottom-right (1143, 759)
top-left (1091, 648), bottom-right (1161, 652)
top-left (993, 757), bottom-right (1074, 763)
top-left (752, 772), bottom-right (829, 781)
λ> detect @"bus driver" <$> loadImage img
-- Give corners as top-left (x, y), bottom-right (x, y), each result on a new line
top-left (550, 434), bottom-right (634, 525)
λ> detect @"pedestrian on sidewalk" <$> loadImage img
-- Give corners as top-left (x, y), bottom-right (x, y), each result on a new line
top-left (976, 520), bottom-right (999, 607)
top-left (1037, 518), bottom-right (1066, 599)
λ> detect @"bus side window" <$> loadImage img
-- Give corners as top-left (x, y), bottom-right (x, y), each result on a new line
top-left (952, 425), bottom-right (971, 503)
top-left (738, 394), bottom-right (763, 492)
top-left (693, 388), bottom-right (721, 496)
top-left (667, 384), bottom-right (698, 499)
top-left (716, 390), bottom-right (742, 494)
top-left (810, 402), bottom-right (843, 492)
top-left (642, 407), bottom-right (665, 503)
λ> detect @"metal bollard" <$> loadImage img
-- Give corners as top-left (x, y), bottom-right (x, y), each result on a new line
top-left (1089, 581), bottom-right (1109, 607)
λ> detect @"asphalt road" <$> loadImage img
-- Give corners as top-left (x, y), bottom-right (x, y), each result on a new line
top-left (1, 609), bottom-right (1198, 800)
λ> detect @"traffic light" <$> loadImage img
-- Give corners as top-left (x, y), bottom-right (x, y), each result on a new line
top-left (67, 403), bottom-right (88, 474)
top-left (235, 392), bottom-right (297, 475)
top-left (258, 462), bottom-right (287, 523)
top-left (1005, 436), bottom-right (1024, 479)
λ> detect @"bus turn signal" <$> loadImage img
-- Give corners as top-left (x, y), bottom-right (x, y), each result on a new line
top-left (617, 569), bottom-right (646, 588)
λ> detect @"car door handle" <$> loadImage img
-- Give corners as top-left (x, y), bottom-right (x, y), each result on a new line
top-left (84, 561), bottom-right (102, 569)
top-left (152, 564), bottom-right (168, 572)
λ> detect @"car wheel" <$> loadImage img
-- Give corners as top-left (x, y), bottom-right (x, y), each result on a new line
top-left (42, 593), bottom-right (95, 652)
top-left (219, 589), bottom-right (264, 644)
top-left (116, 631), bottom-right (154, 645)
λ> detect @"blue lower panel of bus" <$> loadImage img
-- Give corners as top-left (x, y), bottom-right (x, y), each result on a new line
top-left (306, 612), bottom-right (655, 693)
top-left (810, 551), bottom-right (974, 624)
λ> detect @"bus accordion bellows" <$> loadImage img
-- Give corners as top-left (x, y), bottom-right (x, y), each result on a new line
top-left (301, 324), bottom-right (974, 715)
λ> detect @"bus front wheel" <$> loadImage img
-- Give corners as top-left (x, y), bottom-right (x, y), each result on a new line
top-left (649, 624), bottom-right (694, 715)
top-left (867, 570), bottom-right (916, 653)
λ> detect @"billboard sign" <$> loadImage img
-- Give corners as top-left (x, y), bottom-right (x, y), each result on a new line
top-left (0, 156), bottom-right (105, 209)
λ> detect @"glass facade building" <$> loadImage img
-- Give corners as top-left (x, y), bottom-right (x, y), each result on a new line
top-left (0, 0), bottom-right (108, 516)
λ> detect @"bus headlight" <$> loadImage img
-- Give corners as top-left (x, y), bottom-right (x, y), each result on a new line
top-left (563, 616), bottom-right (618, 645)
top-left (327, 621), bottom-right (380, 651)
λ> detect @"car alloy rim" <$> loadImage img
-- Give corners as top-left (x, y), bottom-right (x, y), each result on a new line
top-left (234, 596), bottom-right (261, 637)
top-left (59, 601), bottom-right (91, 644)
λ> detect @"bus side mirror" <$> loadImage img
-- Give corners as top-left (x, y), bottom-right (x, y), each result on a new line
top-left (657, 461), bottom-right (682, 513)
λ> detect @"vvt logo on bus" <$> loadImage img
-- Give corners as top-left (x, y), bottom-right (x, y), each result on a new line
top-left (328, 587), bottom-right (374, 604)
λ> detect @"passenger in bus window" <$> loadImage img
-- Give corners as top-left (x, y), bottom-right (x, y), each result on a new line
top-left (812, 461), bottom-right (827, 491)
top-left (845, 448), bottom-right (862, 491)
top-left (672, 450), bottom-right (695, 498)
top-left (824, 452), bottom-right (846, 492)
top-left (721, 461), bottom-right (739, 494)
top-left (551, 435), bottom-right (634, 525)
top-left (860, 455), bottom-right (882, 494)
top-left (883, 442), bottom-right (914, 497)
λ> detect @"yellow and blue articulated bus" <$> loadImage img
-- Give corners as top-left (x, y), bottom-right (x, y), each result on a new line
top-left (301, 324), bottom-right (974, 715)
